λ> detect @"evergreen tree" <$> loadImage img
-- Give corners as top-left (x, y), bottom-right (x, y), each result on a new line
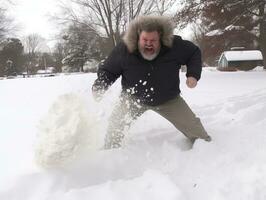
top-left (175, 0), bottom-right (266, 67)
top-left (61, 23), bottom-right (104, 72)
top-left (0, 38), bottom-right (24, 76)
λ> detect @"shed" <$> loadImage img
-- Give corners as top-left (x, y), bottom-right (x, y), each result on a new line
top-left (217, 50), bottom-right (263, 71)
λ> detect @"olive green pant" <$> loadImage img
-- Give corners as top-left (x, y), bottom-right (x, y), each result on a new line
top-left (104, 95), bottom-right (210, 149)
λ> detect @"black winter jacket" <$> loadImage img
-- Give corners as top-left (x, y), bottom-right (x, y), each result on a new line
top-left (92, 35), bottom-right (202, 106)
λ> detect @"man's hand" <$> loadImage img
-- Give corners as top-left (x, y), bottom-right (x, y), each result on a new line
top-left (186, 77), bottom-right (197, 88)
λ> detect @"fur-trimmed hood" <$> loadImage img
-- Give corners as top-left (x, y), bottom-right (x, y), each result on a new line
top-left (123, 15), bottom-right (175, 53)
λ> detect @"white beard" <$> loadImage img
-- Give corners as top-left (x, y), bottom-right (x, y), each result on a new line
top-left (138, 44), bottom-right (161, 61)
top-left (140, 51), bottom-right (159, 61)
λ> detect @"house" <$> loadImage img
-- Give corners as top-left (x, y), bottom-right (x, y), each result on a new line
top-left (36, 67), bottom-right (55, 77)
top-left (217, 50), bottom-right (263, 71)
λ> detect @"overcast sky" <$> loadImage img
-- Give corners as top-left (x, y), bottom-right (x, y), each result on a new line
top-left (8, 0), bottom-right (62, 43)
top-left (6, 0), bottom-right (191, 48)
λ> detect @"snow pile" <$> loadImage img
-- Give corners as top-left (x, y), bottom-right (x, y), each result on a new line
top-left (35, 93), bottom-right (101, 168)
top-left (50, 170), bottom-right (183, 200)
top-left (252, 66), bottom-right (264, 71)
top-left (1, 71), bottom-right (266, 200)
top-left (202, 66), bottom-right (218, 72)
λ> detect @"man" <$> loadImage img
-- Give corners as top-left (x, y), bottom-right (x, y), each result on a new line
top-left (92, 15), bottom-right (211, 149)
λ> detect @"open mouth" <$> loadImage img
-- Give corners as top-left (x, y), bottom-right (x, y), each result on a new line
top-left (144, 46), bottom-right (154, 54)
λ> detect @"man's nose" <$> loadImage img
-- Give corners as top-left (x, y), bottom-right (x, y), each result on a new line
top-left (146, 40), bottom-right (152, 46)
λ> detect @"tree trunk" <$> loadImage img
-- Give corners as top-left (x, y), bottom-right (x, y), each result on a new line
top-left (258, 2), bottom-right (266, 69)
top-left (261, 45), bottom-right (266, 70)
top-left (260, 25), bottom-right (266, 69)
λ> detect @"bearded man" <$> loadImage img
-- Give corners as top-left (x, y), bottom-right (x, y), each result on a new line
top-left (92, 15), bottom-right (211, 149)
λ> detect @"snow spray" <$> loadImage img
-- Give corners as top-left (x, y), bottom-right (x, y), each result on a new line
top-left (34, 93), bottom-right (101, 168)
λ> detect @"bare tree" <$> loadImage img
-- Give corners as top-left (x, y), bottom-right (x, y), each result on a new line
top-left (0, 8), bottom-right (14, 41)
top-left (125, 0), bottom-right (156, 26)
top-left (23, 33), bottom-right (45, 56)
top-left (153, 0), bottom-right (177, 16)
top-left (55, 0), bottom-right (175, 49)
top-left (23, 34), bottom-right (46, 74)
top-left (49, 0), bottom-right (177, 70)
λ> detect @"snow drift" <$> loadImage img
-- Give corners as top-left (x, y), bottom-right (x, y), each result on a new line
top-left (1, 69), bottom-right (266, 200)
top-left (35, 93), bottom-right (101, 168)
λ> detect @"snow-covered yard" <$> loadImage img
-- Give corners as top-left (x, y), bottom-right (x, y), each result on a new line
top-left (1, 68), bottom-right (266, 200)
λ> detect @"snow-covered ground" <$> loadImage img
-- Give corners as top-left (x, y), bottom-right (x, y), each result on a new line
top-left (1, 68), bottom-right (266, 200)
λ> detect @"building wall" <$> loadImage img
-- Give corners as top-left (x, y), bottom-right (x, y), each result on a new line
top-left (229, 60), bottom-right (263, 71)
top-left (218, 52), bottom-right (263, 71)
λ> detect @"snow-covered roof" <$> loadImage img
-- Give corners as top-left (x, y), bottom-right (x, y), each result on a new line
top-left (36, 68), bottom-right (54, 74)
top-left (205, 29), bottom-right (224, 36)
top-left (222, 50), bottom-right (263, 61)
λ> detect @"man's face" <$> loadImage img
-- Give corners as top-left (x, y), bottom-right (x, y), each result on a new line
top-left (138, 31), bottom-right (161, 61)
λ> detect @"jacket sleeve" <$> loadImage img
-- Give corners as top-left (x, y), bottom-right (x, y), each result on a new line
top-left (92, 43), bottom-right (123, 100)
top-left (185, 43), bottom-right (202, 81)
